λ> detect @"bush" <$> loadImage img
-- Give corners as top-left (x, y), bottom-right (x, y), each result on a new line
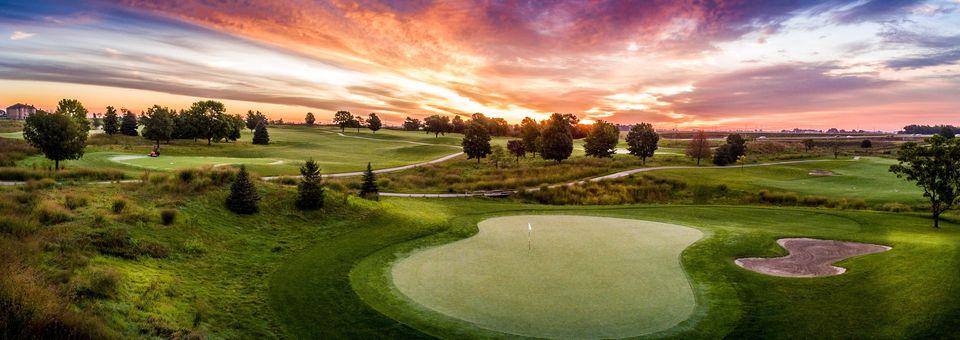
top-left (159, 208), bottom-right (177, 225)
top-left (89, 227), bottom-right (139, 259)
top-left (139, 241), bottom-right (170, 258)
top-left (758, 190), bottom-right (799, 205)
top-left (799, 195), bottom-right (830, 207)
top-left (838, 198), bottom-right (867, 210)
top-left (0, 265), bottom-right (114, 339)
top-left (71, 267), bottom-right (121, 299)
top-left (34, 201), bottom-right (72, 225)
top-left (24, 178), bottom-right (56, 191)
top-left (177, 169), bottom-right (198, 183)
top-left (111, 198), bottom-right (128, 213)
top-left (63, 193), bottom-right (90, 210)
top-left (882, 202), bottom-right (912, 212)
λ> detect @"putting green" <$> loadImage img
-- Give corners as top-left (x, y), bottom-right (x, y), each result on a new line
top-left (390, 215), bottom-right (703, 338)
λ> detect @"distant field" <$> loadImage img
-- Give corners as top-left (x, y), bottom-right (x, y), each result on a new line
top-left (649, 157), bottom-right (922, 204)
top-left (12, 126), bottom-right (461, 176)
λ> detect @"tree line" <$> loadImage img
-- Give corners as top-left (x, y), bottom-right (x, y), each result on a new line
top-left (22, 99), bottom-right (275, 170)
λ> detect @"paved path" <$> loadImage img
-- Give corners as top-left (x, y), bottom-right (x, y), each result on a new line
top-left (380, 159), bottom-right (849, 198)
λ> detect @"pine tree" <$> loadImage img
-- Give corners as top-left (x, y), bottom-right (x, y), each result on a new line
top-left (359, 163), bottom-right (379, 200)
top-left (296, 159), bottom-right (325, 210)
top-left (120, 109), bottom-right (139, 136)
top-left (226, 166), bottom-right (260, 214)
top-left (252, 122), bottom-right (270, 145)
top-left (103, 106), bottom-right (120, 135)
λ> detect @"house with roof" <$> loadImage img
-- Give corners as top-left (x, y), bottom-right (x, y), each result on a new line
top-left (5, 104), bottom-right (36, 120)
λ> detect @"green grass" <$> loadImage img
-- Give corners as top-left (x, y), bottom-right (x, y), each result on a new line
top-left (649, 157), bottom-right (922, 204)
top-left (13, 126), bottom-right (460, 176)
top-left (390, 215), bottom-right (703, 338)
top-left (4, 177), bottom-right (959, 338)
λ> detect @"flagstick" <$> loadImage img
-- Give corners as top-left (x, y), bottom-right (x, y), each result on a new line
top-left (527, 223), bottom-right (532, 251)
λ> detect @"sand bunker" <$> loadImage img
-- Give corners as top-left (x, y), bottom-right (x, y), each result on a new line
top-left (736, 238), bottom-right (890, 277)
top-left (808, 170), bottom-right (835, 176)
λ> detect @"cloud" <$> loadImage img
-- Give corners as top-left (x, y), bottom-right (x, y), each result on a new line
top-left (886, 49), bottom-right (960, 69)
top-left (9, 31), bottom-right (35, 40)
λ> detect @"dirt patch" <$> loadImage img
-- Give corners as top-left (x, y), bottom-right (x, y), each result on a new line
top-left (735, 238), bottom-right (890, 278)
top-left (808, 170), bottom-right (835, 176)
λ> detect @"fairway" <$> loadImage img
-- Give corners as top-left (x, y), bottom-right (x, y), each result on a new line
top-left (390, 215), bottom-right (703, 338)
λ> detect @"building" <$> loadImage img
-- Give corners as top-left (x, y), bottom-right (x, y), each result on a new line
top-left (5, 103), bottom-right (36, 120)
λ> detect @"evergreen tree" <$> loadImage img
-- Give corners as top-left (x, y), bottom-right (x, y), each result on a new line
top-left (296, 159), bottom-right (325, 210)
top-left (252, 121), bottom-right (270, 145)
top-left (359, 163), bottom-right (379, 200)
top-left (583, 120), bottom-right (619, 158)
top-left (103, 106), bottom-right (119, 135)
top-left (226, 166), bottom-right (260, 214)
top-left (462, 120), bottom-right (492, 163)
top-left (367, 112), bottom-right (382, 133)
top-left (625, 123), bottom-right (659, 164)
top-left (540, 113), bottom-right (573, 163)
top-left (304, 112), bottom-right (316, 126)
top-left (120, 109), bottom-right (139, 136)
top-left (245, 110), bottom-right (265, 131)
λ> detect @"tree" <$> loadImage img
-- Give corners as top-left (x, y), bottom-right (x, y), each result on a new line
top-left (367, 113), bottom-right (382, 133)
top-left (462, 120), bottom-right (491, 163)
top-left (352, 115), bottom-right (364, 133)
top-left (802, 139), bottom-right (815, 151)
top-left (861, 139), bottom-right (873, 148)
top-left (451, 115), bottom-right (466, 133)
top-left (140, 105), bottom-right (175, 147)
top-left (713, 134), bottom-right (747, 166)
top-left (890, 135), bottom-right (960, 228)
top-left (252, 121), bottom-right (270, 145)
top-left (334, 110), bottom-right (352, 132)
top-left (940, 126), bottom-right (955, 139)
top-left (424, 115), bottom-right (450, 137)
top-left (103, 106), bottom-right (119, 135)
top-left (226, 165), bottom-right (260, 214)
top-left (359, 163), bottom-right (379, 200)
top-left (245, 110), bottom-right (265, 131)
top-left (583, 120), bottom-right (619, 158)
top-left (520, 117), bottom-right (541, 156)
top-left (686, 130), bottom-right (711, 165)
top-left (304, 112), bottom-right (316, 126)
top-left (540, 113), bottom-right (573, 163)
top-left (295, 159), bottom-right (324, 210)
top-left (402, 117), bottom-right (421, 131)
top-left (489, 145), bottom-right (507, 168)
top-left (56, 99), bottom-right (90, 135)
top-left (173, 109), bottom-right (198, 140)
top-left (625, 123), bottom-right (659, 164)
top-left (188, 100), bottom-right (227, 144)
top-left (23, 110), bottom-right (86, 171)
top-left (831, 137), bottom-right (841, 159)
top-left (226, 114), bottom-right (243, 142)
top-left (120, 109), bottom-right (139, 136)
top-left (507, 139), bottom-right (525, 163)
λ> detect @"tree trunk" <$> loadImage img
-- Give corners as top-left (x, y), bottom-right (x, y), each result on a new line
top-left (696, 156), bottom-right (701, 165)
top-left (55, 159), bottom-right (60, 171)
top-left (933, 210), bottom-right (941, 229)
top-left (207, 138), bottom-right (212, 145)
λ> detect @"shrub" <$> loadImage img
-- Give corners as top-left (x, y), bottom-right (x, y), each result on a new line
top-left (799, 195), bottom-right (830, 207)
top-left (838, 198), bottom-right (867, 210)
top-left (71, 267), bottom-right (121, 299)
top-left (63, 193), bottom-right (90, 210)
top-left (139, 241), bottom-right (170, 258)
top-left (177, 169), bottom-right (198, 183)
top-left (159, 208), bottom-right (177, 225)
top-left (0, 265), bottom-right (113, 338)
top-left (758, 190), bottom-right (799, 205)
top-left (882, 202), bottom-right (912, 212)
top-left (34, 201), bottom-right (72, 225)
top-left (24, 178), bottom-right (56, 191)
top-left (89, 227), bottom-right (139, 259)
top-left (111, 198), bottom-right (128, 213)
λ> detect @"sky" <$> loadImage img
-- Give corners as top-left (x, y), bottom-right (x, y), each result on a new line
top-left (0, 0), bottom-right (958, 131)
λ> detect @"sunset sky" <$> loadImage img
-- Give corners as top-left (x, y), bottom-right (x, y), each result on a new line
top-left (1, 0), bottom-right (958, 131)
